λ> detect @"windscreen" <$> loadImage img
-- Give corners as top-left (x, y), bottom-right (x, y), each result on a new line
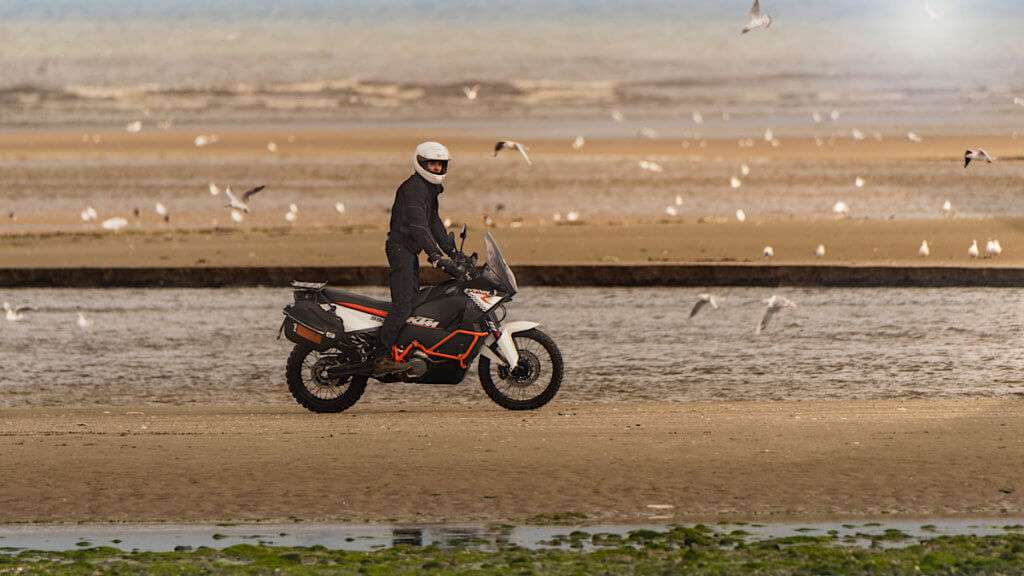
top-left (483, 232), bottom-right (518, 294)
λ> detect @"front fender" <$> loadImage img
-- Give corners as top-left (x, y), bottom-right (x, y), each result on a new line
top-left (481, 321), bottom-right (540, 367)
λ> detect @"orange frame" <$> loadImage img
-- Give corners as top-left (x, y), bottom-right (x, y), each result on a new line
top-left (393, 329), bottom-right (488, 369)
top-left (334, 299), bottom-right (486, 369)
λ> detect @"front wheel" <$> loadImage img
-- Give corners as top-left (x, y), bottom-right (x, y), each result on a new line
top-left (478, 328), bottom-right (563, 410)
top-left (287, 344), bottom-right (367, 413)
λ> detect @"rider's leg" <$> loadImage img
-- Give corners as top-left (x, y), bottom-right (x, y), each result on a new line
top-left (375, 241), bottom-right (416, 373)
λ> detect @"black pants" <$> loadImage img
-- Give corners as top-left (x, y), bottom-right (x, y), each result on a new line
top-left (379, 241), bottom-right (420, 350)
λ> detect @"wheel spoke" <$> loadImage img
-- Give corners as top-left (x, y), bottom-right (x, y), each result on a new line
top-left (299, 349), bottom-right (352, 400)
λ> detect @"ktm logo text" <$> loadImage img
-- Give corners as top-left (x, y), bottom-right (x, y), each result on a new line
top-left (406, 316), bottom-right (440, 328)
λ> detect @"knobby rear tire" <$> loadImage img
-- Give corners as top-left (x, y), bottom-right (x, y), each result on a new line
top-left (287, 344), bottom-right (367, 413)
top-left (478, 328), bottom-right (563, 411)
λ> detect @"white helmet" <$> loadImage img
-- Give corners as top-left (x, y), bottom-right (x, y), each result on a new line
top-left (413, 141), bottom-right (450, 185)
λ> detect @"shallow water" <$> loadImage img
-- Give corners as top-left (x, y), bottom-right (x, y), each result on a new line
top-left (0, 519), bottom-right (1020, 553)
top-left (0, 286), bottom-right (1021, 407)
top-left (1, 6), bottom-right (1023, 130)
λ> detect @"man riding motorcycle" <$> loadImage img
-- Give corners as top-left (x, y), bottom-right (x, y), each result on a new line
top-left (374, 141), bottom-right (464, 375)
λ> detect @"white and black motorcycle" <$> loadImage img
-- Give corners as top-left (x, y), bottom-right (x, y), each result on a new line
top-left (279, 226), bottom-right (562, 413)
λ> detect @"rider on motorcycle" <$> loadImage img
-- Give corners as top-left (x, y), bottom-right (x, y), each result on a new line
top-left (374, 141), bottom-right (463, 375)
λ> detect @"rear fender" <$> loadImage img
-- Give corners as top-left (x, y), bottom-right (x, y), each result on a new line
top-left (481, 321), bottom-right (540, 367)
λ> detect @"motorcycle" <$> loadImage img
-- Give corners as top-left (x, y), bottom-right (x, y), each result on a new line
top-left (278, 226), bottom-right (563, 413)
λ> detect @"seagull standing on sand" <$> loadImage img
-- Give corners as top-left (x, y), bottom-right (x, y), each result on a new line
top-left (919, 241), bottom-right (930, 257)
top-left (815, 244), bottom-right (826, 257)
top-left (742, 0), bottom-right (772, 33)
top-left (689, 294), bottom-right (719, 319)
top-left (985, 239), bottom-right (1003, 257)
top-left (964, 149), bottom-right (993, 168)
top-left (833, 201), bottom-right (850, 217)
top-left (155, 202), bottom-right (169, 223)
top-left (76, 312), bottom-right (94, 330)
top-left (334, 202), bottom-right (346, 214)
top-left (462, 84), bottom-right (480, 101)
top-left (493, 141), bottom-right (532, 165)
top-left (4, 302), bottom-right (31, 322)
top-left (80, 206), bottom-right (98, 222)
top-left (572, 136), bottom-right (586, 150)
top-left (101, 217), bottom-right (128, 232)
top-left (941, 199), bottom-right (953, 216)
top-left (639, 160), bottom-right (663, 173)
top-left (968, 240), bottom-right (980, 258)
top-left (763, 246), bottom-right (774, 259)
top-left (757, 295), bottom-right (796, 334)
top-left (225, 185), bottom-right (265, 213)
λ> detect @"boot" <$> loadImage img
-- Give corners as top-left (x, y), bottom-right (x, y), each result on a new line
top-left (371, 340), bottom-right (411, 376)
top-left (373, 355), bottom-right (411, 376)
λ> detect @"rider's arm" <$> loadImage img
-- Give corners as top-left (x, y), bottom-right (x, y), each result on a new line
top-left (400, 186), bottom-right (445, 262)
top-left (429, 199), bottom-right (456, 257)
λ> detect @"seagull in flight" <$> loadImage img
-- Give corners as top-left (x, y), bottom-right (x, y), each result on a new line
top-left (742, 0), bottom-right (772, 34)
top-left (757, 295), bottom-right (796, 334)
top-left (3, 302), bottom-right (32, 322)
top-left (689, 294), bottom-right (719, 319)
top-left (493, 141), bottom-right (532, 165)
top-left (964, 149), bottom-right (993, 168)
top-left (225, 185), bottom-right (265, 213)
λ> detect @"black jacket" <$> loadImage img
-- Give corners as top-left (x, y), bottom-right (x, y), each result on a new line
top-left (387, 173), bottom-right (455, 261)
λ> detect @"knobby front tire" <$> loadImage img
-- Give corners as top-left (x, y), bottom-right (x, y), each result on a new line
top-left (478, 328), bottom-right (563, 410)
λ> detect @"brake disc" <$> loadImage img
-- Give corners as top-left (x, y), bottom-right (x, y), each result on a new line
top-left (507, 350), bottom-right (541, 388)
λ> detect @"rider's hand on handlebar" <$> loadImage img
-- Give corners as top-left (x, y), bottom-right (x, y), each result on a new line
top-left (432, 256), bottom-right (464, 278)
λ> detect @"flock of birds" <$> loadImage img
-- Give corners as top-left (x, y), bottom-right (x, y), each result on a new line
top-left (72, 182), bottom-right (352, 230)
top-left (5, 0), bottom-right (1011, 336)
top-left (3, 302), bottom-right (92, 330)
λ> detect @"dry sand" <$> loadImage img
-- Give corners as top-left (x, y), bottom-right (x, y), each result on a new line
top-left (1, 399), bottom-right (1021, 524)
top-left (0, 129), bottom-right (1019, 161)
top-left (1, 220), bottom-right (1022, 269)
top-left (1, 128), bottom-right (1021, 269)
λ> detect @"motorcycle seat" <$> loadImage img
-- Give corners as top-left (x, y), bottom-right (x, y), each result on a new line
top-left (325, 288), bottom-right (393, 315)
top-left (325, 286), bottom-right (436, 316)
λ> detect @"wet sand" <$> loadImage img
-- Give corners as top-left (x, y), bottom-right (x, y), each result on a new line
top-left (1, 399), bottom-right (1021, 524)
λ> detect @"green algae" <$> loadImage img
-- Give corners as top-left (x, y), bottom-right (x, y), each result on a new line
top-left (2, 533), bottom-right (1024, 575)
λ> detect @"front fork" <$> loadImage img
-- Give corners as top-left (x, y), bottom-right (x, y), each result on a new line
top-left (479, 320), bottom-right (540, 368)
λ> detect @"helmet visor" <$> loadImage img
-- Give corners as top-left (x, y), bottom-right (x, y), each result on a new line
top-left (416, 156), bottom-right (448, 175)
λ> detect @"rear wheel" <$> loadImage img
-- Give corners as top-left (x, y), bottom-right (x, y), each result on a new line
top-left (479, 328), bottom-right (563, 410)
top-left (287, 344), bottom-right (367, 413)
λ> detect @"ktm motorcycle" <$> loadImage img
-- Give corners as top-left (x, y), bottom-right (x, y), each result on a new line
top-left (279, 226), bottom-right (563, 413)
